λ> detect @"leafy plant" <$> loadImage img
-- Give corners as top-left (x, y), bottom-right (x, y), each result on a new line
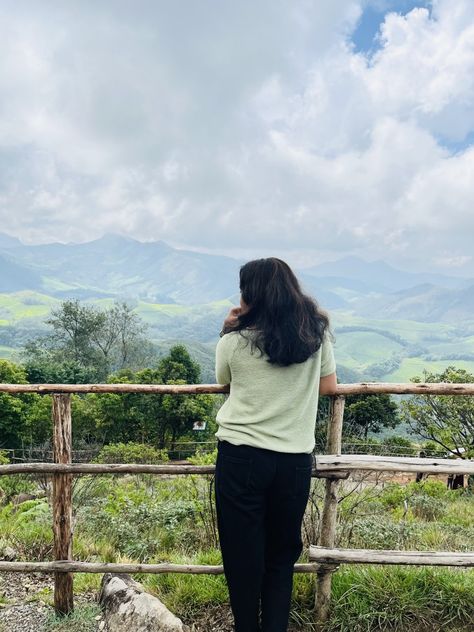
top-left (94, 441), bottom-right (169, 464)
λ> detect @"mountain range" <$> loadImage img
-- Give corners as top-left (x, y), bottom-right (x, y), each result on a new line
top-left (1, 232), bottom-right (474, 382)
top-left (1, 232), bottom-right (473, 322)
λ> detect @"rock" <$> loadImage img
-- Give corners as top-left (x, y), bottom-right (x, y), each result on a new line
top-left (2, 546), bottom-right (18, 561)
top-left (99, 573), bottom-right (190, 632)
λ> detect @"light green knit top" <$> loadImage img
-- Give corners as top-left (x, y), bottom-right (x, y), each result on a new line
top-left (215, 330), bottom-right (336, 453)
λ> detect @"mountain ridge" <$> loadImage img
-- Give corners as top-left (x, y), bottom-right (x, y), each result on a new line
top-left (1, 233), bottom-right (473, 322)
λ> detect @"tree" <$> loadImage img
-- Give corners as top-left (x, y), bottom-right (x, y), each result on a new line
top-left (0, 360), bottom-right (29, 448)
top-left (23, 300), bottom-right (153, 382)
top-left (155, 345), bottom-right (214, 448)
top-left (401, 366), bottom-right (474, 458)
top-left (0, 360), bottom-right (50, 449)
top-left (344, 393), bottom-right (400, 439)
top-left (158, 344), bottom-right (201, 383)
top-left (73, 345), bottom-right (215, 449)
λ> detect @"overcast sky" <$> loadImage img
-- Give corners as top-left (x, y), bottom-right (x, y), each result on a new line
top-left (1, 0), bottom-right (473, 274)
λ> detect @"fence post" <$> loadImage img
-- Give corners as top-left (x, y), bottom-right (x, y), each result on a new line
top-left (314, 394), bottom-right (345, 626)
top-left (52, 394), bottom-right (74, 616)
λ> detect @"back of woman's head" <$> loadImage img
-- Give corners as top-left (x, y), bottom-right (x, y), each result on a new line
top-left (235, 257), bottom-right (329, 366)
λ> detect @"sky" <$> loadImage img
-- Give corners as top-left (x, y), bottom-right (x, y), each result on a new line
top-left (0, 0), bottom-right (474, 274)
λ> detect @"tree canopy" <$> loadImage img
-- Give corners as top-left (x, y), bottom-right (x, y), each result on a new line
top-left (23, 300), bottom-right (154, 382)
top-left (402, 366), bottom-right (474, 458)
top-left (344, 393), bottom-right (400, 439)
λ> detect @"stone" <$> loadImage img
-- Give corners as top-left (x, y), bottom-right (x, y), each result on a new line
top-left (99, 573), bottom-right (190, 632)
top-left (2, 546), bottom-right (18, 561)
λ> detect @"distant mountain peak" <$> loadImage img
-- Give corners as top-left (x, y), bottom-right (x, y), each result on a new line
top-left (0, 232), bottom-right (23, 248)
top-left (96, 233), bottom-right (138, 244)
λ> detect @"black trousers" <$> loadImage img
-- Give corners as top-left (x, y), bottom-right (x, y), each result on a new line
top-left (215, 439), bottom-right (312, 632)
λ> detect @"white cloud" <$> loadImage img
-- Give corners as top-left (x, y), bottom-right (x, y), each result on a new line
top-left (0, 0), bottom-right (473, 274)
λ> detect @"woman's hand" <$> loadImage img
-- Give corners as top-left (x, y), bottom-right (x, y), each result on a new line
top-left (223, 306), bottom-right (242, 331)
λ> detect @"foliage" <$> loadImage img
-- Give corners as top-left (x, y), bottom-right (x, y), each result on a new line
top-left (0, 341), bottom-right (215, 449)
top-left (23, 299), bottom-right (153, 382)
top-left (342, 436), bottom-right (383, 455)
top-left (0, 450), bottom-right (36, 503)
top-left (410, 494), bottom-right (447, 521)
top-left (81, 482), bottom-right (197, 559)
top-left (402, 366), bottom-right (474, 457)
top-left (0, 360), bottom-right (29, 448)
top-left (381, 435), bottom-right (417, 456)
top-left (379, 480), bottom-right (452, 509)
top-left (0, 499), bottom-right (52, 558)
top-left (95, 441), bottom-right (169, 464)
top-left (146, 549), bottom-right (228, 617)
top-left (344, 393), bottom-right (400, 439)
top-left (44, 604), bottom-right (102, 632)
top-left (188, 448), bottom-right (217, 465)
top-left (67, 345), bottom-right (216, 448)
top-left (328, 566), bottom-right (474, 632)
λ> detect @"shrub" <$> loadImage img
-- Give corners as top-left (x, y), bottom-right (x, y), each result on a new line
top-left (382, 435), bottom-right (417, 456)
top-left (0, 450), bottom-right (36, 504)
top-left (94, 442), bottom-right (169, 464)
top-left (411, 495), bottom-right (447, 521)
top-left (187, 448), bottom-right (217, 465)
top-left (347, 515), bottom-right (421, 550)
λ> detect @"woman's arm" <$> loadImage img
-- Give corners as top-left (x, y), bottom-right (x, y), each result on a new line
top-left (215, 336), bottom-right (232, 385)
top-left (319, 372), bottom-right (337, 395)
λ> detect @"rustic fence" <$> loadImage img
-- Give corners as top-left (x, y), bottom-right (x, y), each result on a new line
top-left (0, 382), bottom-right (473, 625)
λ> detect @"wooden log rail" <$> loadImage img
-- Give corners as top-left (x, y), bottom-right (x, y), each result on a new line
top-left (0, 561), bottom-right (318, 574)
top-left (315, 454), bottom-right (474, 475)
top-left (310, 547), bottom-right (474, 567)
top-left (1, 382), bottom-right (474, 394)
top-left (0, 382), bottom-right (473, 622)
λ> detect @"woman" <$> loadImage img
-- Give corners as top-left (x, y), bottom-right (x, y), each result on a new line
top-left (214, 258), bottom-right (337, 632)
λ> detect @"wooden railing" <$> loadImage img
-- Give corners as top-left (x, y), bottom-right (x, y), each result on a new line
top-left (0, 382), bottom-right (473, 624)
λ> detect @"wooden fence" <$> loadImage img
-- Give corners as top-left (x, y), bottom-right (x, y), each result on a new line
top-left (0, 382), bottom-right (473, 624)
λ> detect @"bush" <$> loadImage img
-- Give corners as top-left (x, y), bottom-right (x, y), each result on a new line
top-left (0, 450), bottom-right (36, 504)
top-left (380, 479), bottom-right (452, 511)
top-left (329, 566), bottom-right (474, 631)
top-left (94, 442), bottom-right (169, 464)
top-left (382, 435), bottom-right (417, 456)
top-left (411, 495), bottom-right (447, 521)
top-left (187, 448), bottom-right (217, 465)
top-left (348, 515), bottom-right (421, 550)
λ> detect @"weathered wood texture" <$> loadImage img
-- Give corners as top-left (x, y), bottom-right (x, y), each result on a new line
top-left (315, 395), bottom-right (345, 625)
top-left (0, 463), bottom-right (348, 477)
top-left (0, 463), bottom-right (216, 475)
top-left (0, 561), bottom-right (319, 574)
top-left (52, 394), bottom-right (74, 616)
top-left (315, 454), bottom-right (474, 474)
top-left (0, 383), bottom-right (229, 394)
top-left (310, 546), bottom-right (474, 567)
top-left (0, 382), bottom-right (473, 395)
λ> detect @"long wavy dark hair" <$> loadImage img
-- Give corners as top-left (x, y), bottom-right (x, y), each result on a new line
top-left (231, 258), bottom-right (330, 366)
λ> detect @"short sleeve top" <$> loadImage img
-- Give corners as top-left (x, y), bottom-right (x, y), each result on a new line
top-left (215, 330), bottom-right (336, 453)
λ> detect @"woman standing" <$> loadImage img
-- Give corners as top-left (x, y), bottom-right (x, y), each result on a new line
top-left (215, 258), bottom-right (337, 632)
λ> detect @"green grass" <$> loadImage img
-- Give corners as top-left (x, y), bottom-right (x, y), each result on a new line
top-left (0, 345), bottom-right (15, 359)
top-left (1, 472), bottom-right (474, 630)
top-left (0, 291), bottom-right (58, 320)
top-left (43, 604), bottom-right (102, 631)
top-left (383, 358), bottom-right (474, 382)
top-left (328, 566), bottom-right (474, 632)
top-left (334, 331), bottom-right (404, 370)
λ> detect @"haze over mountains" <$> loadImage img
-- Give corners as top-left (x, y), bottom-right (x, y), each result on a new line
top-left (0, 233), bottom-right (473, 323)
top-left (1, 232), bottom-right (474, 383)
